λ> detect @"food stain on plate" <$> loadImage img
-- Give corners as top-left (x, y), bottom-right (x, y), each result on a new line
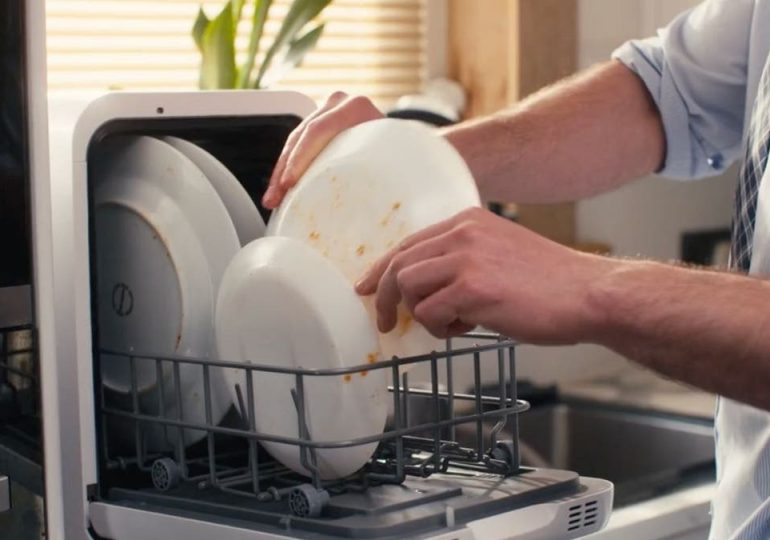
top-left (356, 244), bottom-right (366, 256)
top-left (380, 201), bottom-right (403, 227)
top-left (398, 311), bottom-right (414, 336)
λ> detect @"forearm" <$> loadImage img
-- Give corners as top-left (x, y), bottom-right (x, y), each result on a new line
top-left (443, 60), bottom-right (666, 204)
top-left (589, 261), bottom-right (770, 410)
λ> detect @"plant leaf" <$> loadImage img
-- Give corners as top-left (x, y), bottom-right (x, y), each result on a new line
top-left (260, 23), bottom-right (324, 88)
top-left (236, 0), bottom-right (272, 89)
top-left (232, 0), bottom-right (245, 22)
top-left (254, 0), bottom-right (333, 88)
top-left (192, 7), bottom-right (210, 51)
top-left (198, 2), bottom-right (237, 89)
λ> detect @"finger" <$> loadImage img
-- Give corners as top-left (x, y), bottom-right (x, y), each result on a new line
top-left (356, 210), bottom-right (476, 295)
top-left (413, 284), bottom-right (464, 338)
top-left (279, 95), bottom-right (382, 193)
top-left (397, 254), bottom-right (460, 314)
top-left (374, 238), bottom-right (452, 332)
top-left (263, 92), bottom-right (348, 208)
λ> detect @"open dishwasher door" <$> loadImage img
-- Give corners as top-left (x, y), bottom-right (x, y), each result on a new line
top-left (0, 0), bottom-right (60, 537)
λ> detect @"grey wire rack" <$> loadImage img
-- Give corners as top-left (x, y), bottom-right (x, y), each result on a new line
top-left (97, 333), bottom-right (529, 518)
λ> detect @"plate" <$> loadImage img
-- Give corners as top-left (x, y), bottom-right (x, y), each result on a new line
top-left (92, 135), bottom-right (240, 450)
top-left (162, 136), bottom-right (265, 246)
top-left (266, 118), bottom-right (481, 360)
top-left (215, 236), bottom-right (387, 479)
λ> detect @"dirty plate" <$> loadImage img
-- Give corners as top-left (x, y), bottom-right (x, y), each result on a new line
top-left (215, 236), bottom-right (387, 479)
top-left (162, 136), bottom-right (265, 246)
top-left (92, 135), bottom-right (240, 450)
top-left (266, 118), bottom-right (481, 360)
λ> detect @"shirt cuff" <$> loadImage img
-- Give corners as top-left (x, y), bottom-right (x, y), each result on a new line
top-left (612, 39), bottom-right (721, 180)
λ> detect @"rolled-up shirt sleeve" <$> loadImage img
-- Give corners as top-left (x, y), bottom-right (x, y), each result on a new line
top-left (612, 0), bottom-right (755, 179)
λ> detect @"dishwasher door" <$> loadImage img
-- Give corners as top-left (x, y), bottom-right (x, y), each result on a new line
top-left (0, 0), bottom-right (53, 538)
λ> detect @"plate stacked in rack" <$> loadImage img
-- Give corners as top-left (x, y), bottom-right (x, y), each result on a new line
top-left (92, 135), bottom-right (265, 452)
top-left (215, 119), bottom-right (481, 479)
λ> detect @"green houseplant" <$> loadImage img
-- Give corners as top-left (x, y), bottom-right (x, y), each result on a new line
top-left (193, 0), bottom-right (333, 90)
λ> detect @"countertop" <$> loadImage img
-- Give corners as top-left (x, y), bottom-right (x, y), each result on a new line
top-left (561, 368), bottom-right (715, 419)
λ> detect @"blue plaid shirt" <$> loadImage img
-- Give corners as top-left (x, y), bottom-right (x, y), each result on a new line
top-left (613, 1), bottom-right (770, 538)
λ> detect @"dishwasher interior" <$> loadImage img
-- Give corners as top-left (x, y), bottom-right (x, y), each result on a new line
top-left (39, 91), bottom-right (616, 539)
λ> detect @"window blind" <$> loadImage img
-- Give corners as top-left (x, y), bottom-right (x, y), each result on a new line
top-left (45, 0), bottom-right (426, 107)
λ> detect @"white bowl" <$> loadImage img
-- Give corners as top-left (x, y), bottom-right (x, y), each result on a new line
top-left (267, 118), bottom-right (481, 360)
top-left (215, 236), bottom-right (387, 479)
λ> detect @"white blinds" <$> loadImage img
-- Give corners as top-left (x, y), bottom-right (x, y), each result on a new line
top-left (45, 0), bottom-right (426, 107)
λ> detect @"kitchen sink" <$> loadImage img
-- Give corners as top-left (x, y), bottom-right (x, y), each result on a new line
top-left (454, 400), bottom-right (715, 507)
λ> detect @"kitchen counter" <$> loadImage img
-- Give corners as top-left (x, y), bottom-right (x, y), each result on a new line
top-left (562, 368), bottom-right (716, 419)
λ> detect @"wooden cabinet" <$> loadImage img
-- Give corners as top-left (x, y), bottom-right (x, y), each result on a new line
top-left (448, 0), bottom-right (578, 246)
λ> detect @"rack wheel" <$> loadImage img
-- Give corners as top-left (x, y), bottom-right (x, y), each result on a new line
top-left (151, 458), bottom-right (181, 492)
top-left (288, 484), bottom-right (330, 518)
top-left (490, 441), bottom-right (518, 470)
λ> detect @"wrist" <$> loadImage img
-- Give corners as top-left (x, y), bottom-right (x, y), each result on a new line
top-left (580, 255), bottom-right (640, 347)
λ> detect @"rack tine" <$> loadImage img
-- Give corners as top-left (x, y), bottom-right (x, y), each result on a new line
top-left (488, 345), bottom-right (508, 449)
top-left (203, 364), bottom-right (217, 484)
top-left (391, 362), bottom-right (405, 483)
top-left (431, 354), bottom-right (441, 471)
top-left (156, 357), bottom-right (169, 447)
top-left (445, 338), bottom-right (455, 441)
top-left (291, 375), bottom-right (321, 488)
top-left (173, 360), bottom-right (187, 478)
top-left (473, 351), bottom-right (483, 459)
top-left (401, 371), bottom-right (410, 431)
top-left (244, 369), bottom-right (260, 494)
top-left (508, 345), bottom-right (521, 472)
top-left (129, 355), bottom-right (145, 465)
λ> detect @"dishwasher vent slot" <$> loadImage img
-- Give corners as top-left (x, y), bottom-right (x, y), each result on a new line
top-left (567, 499), bottom-right (600, 532)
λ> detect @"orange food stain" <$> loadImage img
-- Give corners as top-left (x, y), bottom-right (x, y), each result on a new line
top-left (399, 313), bottom-right (414, 336)
top-left (309, 231), bottom-right (320, 241)
top-left (360, 370), bottom-right (369, 377)
top-left (356, 244), bottom-right (366, 256)
top-left (392, 202), bottom-right (401, 210)
top-left (343, 374), bottom-right (352, 383)
top-left (367, 352), bottom-right (378, 364)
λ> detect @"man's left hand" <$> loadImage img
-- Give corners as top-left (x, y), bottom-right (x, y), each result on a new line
top-left (355, 207), bottom-right (613, 344)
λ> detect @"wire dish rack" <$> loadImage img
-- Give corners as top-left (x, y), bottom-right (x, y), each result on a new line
top-left (0, 324), bottom-right (43, 496)
top-left (97, 334), bottom-right (530, 517)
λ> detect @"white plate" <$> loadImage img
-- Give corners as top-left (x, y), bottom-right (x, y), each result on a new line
top-left (215, 236), bottom-right (387, 479)
top-left (266, 118), bottom-right (481, 360)
top-left (92, 135), bottom-right (240, 450)
top-left (162, 136), bottom-right (265, 246)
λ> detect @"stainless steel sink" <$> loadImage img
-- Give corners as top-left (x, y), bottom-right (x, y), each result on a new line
top-left (455, 400), bottom-right (715, 507)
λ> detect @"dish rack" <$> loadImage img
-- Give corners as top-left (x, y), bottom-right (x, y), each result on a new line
top-left (93, 333), bottom-right (611, 539)
top-left (100, 333), bottom-right (523, 498)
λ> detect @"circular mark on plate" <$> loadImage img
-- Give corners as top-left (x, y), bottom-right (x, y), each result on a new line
top-left (112, 282), bottom-right (134, 317)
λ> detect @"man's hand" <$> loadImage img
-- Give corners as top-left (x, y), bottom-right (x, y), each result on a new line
top-left (262, 92), bottom-right (384, 209)
top-left (355, 207), bottom-right (613, 343)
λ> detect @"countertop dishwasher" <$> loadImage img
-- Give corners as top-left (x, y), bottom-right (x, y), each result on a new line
top-left (0, 2), bottom-right (612, 538)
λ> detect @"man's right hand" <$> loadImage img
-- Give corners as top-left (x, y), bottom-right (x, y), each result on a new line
top-left (262, 91), bottom-right (384, 209)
